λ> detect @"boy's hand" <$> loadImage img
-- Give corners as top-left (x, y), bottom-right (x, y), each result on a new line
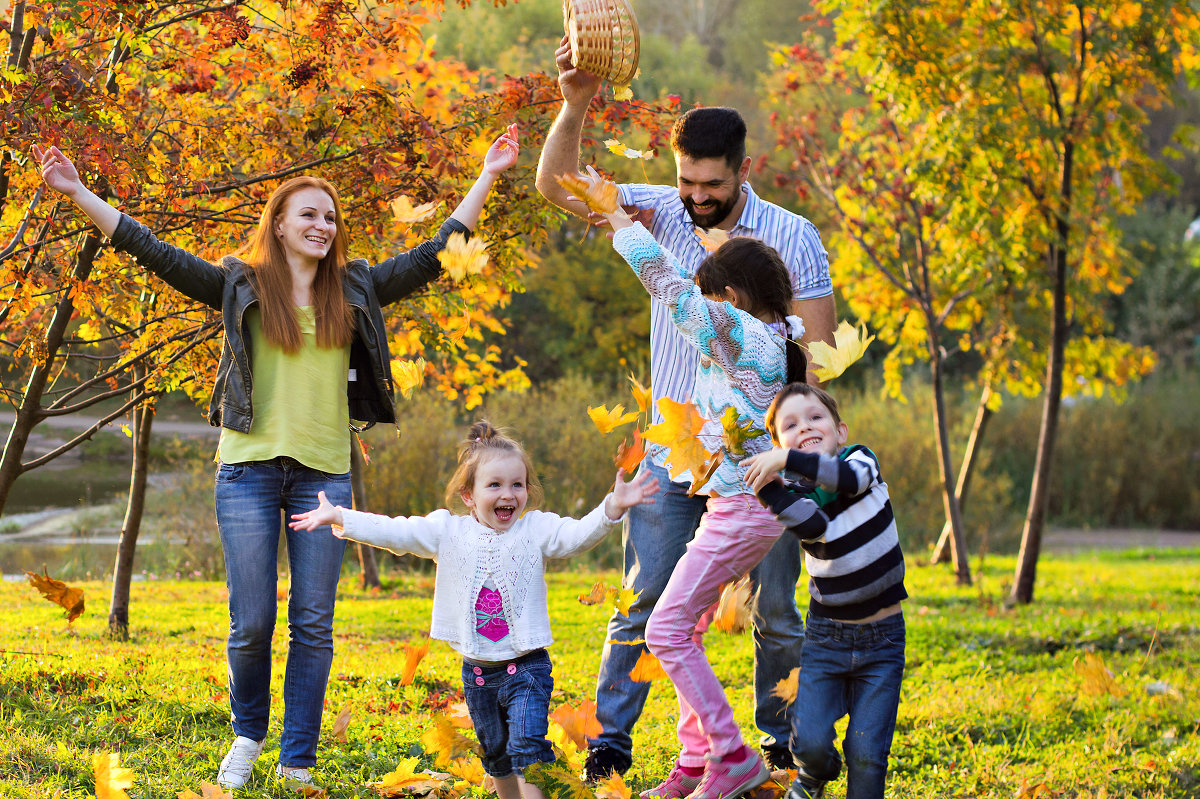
top-left (606, 467), bottom-right (659, 518)
top-left (482, 123), bottom-right (520, 176)
top-left (742, 448), bottom-right (790, 492)
top-left (289, 490), bottom-right (346, 534)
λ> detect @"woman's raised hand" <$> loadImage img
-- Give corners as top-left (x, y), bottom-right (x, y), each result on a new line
top-left (289, 490), bottom-right (346, 534)
top-left (482, 123), bottom-right (520, 176)
top-left (32, 145), bottom-right (83, 197)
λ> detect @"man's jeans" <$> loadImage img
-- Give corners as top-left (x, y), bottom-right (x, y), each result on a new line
top-left (215, 457), bottom-right (350, 768)
top-left (589, 459), bottom-right (805, 759)
top-left (790, 613), bottom-right (905, 799)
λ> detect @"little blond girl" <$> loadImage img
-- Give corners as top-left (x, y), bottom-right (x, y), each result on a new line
top-left (583, 170), bottom-right (807, 799)
top-left (290, 420), bottom-right (657, 799)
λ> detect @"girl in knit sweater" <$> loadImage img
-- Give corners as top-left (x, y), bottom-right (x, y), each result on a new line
top-left (582, 170), bottom-right (808, 799)
top-left (290, 420), bottom-right (657, 799)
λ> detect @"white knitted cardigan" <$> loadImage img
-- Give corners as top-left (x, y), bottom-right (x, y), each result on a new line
top-left (338, 499), bottom-right (620, 657)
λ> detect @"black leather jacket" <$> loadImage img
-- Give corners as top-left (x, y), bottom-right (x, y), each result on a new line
top-left (110, 213), bottom-right (467, 433)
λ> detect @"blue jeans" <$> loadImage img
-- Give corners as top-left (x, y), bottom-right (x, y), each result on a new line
top-left (790, 613), bottom-right (906, 799)
top-left (590, 459), bottom-right (805, 759)
top-left (214, 457), bottom-right (350, 768)
top-left (461, 649), bottom-right (557, 777)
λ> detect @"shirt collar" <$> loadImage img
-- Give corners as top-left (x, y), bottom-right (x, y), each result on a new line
top-left (673, 182), bottom-right (764, 232)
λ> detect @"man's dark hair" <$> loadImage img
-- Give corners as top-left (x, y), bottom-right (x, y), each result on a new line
top-left (670, 107), bottom-right (747, 171)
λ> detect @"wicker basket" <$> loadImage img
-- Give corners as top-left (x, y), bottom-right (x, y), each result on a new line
top-left (564, 0), bottom-right (640, 86)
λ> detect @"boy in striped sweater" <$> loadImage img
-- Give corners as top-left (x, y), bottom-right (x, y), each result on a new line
top-left (743, 383), bottom-right (907, 799)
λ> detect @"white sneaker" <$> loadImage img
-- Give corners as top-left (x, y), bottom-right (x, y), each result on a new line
top-left (276, 763), bottom-right (317, 787)
top-left (216, 736), bottom-right (264, 789)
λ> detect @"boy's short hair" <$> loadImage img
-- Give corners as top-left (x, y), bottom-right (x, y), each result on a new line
top-left (670, 107), bottom-right (747, 171)
top-left (765, 382), bottom-right (843, 445)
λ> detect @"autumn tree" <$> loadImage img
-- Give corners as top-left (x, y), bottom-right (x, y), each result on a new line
top-left (800, 0), bottom-right (1194, 602)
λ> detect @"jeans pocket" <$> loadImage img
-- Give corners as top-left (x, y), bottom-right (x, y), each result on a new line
top-left (216, 462), bottom-right (246, 482)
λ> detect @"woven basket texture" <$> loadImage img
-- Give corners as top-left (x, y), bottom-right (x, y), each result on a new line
top-left (564, 0), bottom-right (640, 85)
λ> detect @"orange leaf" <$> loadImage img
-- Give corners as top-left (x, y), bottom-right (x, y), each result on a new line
top-left (400, 637), bottom-right (430, 686)
top-left (329, 702), bottom-right (352, 743)
top-left (712, 576), bottom-right (752, 634)
top-left (643, 398), bottom-right (712, 482)
top-left (176, 782), bottom-right (232, 799)
top-left (93, 752), bottom-right (134, 799)
top-left (420, 716), bottom-right (483, 767)
top-left (695, 227), bottom-right (729, 252)
top-left (629, 649), bottom-right (668, 683)
top-left (391, 357), bottom-right (427, 399)
top-left (614, 428), bottom-right (646, 473)
top-left (628, 374), bottom-right (651, 414)
top-left (770, 668), bottom-right (800, 707)
top-left (1073, 652), bottom-right (1125, 697)
top-left (577, 582), bottom-right (610, 606)
top-left (26, 569), bottom-right (85, 623)
top-left (390, 195), bottom-right (440, 224)
top-left (685, 451), bottom-right (723, 498)
top-left (550, 700), bottom-right (602, 749)
top-left (556, 173), bottom-right (619, 214)
top-left (595, 771), bottom-right (634, 799)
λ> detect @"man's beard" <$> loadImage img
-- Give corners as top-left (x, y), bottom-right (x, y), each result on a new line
top-left (683, 191), bottom-right (739, 229)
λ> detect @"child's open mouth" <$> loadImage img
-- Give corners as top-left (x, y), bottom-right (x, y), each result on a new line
top-left (494, 506), bottom-right (515, 523)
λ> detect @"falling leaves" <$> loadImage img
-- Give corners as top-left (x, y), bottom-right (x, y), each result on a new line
top-left (555, 173), bottom-right (620, 214)
top-left (805, 321), bottom-right (874, 383)
top-left (695, 227), bottom-right (730, 252)
top-left (719, 406), bottom-right (766, 457)
top-left (712, 576), bottom-right (753, 634)
top-left (550, 700), bottom-right (602, 749)
top-left (771, 668), bottom-right (800, 707)
top-left (437, 233), bottom-right (490, 282)
top-left (577, 582), bottom-right (640, 617)
top-left (1073, 652), bottom-right (1125, 698)
top-left (26, 569), bottom-right (85, 623)
top-left (400, 637), bottom-right (430, 687)
top-left (329, 702), bottom-right (353, 743)
top-left (614, 428), bottom-right (646, 473)
top-left (629, 649), bottom-right (668, 682)
top-left (612, 84), bottom-right (633, 101)
top-left (628, 374), bottom-right (651, 413)
top-left (588, 403), bottom-right (639, 434)
top-left (390, 195), bottom-right (440, 224)
top-left (643, 398), bottom-right (713, 482)
top-left (93, 752), bottom-right (134, 799)
top-left (604, 138), bottom-right (653, 160)
top-left (391, 357), bottom-right (427, 399)
top-left (420, 716), bottom-right (482, 767)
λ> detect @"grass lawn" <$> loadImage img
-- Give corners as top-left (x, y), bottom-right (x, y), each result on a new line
top-left (1, 550), bottom-right (1198, 798)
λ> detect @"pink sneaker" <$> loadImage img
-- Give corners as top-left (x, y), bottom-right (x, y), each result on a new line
top-left (689, 751), bottom-right (769, 799)
top-left (640, 762), bottom-right (704, 798)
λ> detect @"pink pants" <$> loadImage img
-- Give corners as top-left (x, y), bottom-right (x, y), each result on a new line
top-left (644, 495), bottom-right (784, 767)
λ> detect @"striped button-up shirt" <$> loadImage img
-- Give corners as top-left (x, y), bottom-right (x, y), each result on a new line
top-left (617, 181), bottom-right (832, 469)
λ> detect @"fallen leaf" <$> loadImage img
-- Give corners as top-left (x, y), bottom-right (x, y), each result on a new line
top-left (437, 232), bottom-right (489, 282)
top-left (695, 227), bottom-right (730, 252)
top-left (329, 702), bottom-right (352, 743)
top-left (712, 576), bottom-right (752, 634)
top-left (26, 569), bottom-right (85, 623)
top-left (391, 357), bottom-right (427, 399)
top-left (176, 782), bottom-right (232, 799)
top-left (805, 321), bottom-right (874, 382)
top-left (371, 757), bottom-right (436, 797)
top-left (551, 700), bottom-right (602, 749)
top-left (588, 403), bottom-right (639, 434)
top-left (771, 668), bottom-right (800, 706)
top-left (1074, 652), bottom-right (1125, 697)
top-left (93, 752), bottom-right (134, 799)
top-left (390, 195), bottom-right (440, 224)
top-left (595, 771), bottom-right (633, 799)
top-left (556, 172), bottom-right (620, 215)
top-left (629, 649), bottom-right (668, 682)
top-left (446, 757), bottom-right (486, 787)
top-left (525, 762), bottom-right (594, 799)
top-left (643, 398), bottom-right (712, 482)
top-left (400, 637), bottom-right (430, 686)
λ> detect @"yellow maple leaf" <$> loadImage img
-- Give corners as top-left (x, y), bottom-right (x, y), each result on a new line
top-left (712, 576), bottom-right (753, 634)
top-left (175, 782), bottom-right (232, 799)
top-left (391, 357), bottom-right (426, 399)
top-left (1073, 652), bottom-right (1126, 697)
top-left (629, 649), bottom-right (668, 682)
top-left (628, 374), bottom-right (651, 414)
top-left (329, 702), bottom-right (352, 743)
top-left (613, 587), bottom-right (640, 617)
top-left (437, 232), bottom-right (489, 282)
top-left (695, 227), bottom-right (730, 252)
top-left (805, 321), bottom-right (874, 382)
top-left (719, 406), bottom-right (766, 457)
top-left (588, 403), bottom-right (639, 435)
top-left (614, 428), bottom-right (646, 473)
top-left (421, 716), bottom-right (483, 767)
top-left (643, 398), bottom-right (712, 482)
top-left (550, 700), bottom-right (603, 749)
top-left (604, 138), bottom-right (628, 156)
top-left (595, 771), bottom-right (633, 799)
top-left (612, 84), bottom-right (633, 101)
top-left (400, 636), bottom-right (430, 686)
top-left (446, 701), bottom-right (474, 729)
top-left (93, 752), bottom-right (134, 799)
top-left (446, 757), bottom-right (486, 787)
top-left (372, 757), bottom-right (430, 796)
top-left (771, 668), bottom-right (800, 707)
top-left (26, 569), bottom-right (85, 623)
top-left (555, 172), bottom-right (620, 214)
top-left (390, 195), bottom-right (440, 224)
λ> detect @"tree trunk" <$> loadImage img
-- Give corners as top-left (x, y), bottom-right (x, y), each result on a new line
top-left (1011, 246), bottom-right (1068, 604)
top-left (931, 384), bottom-right (993, 565)
top-left (929, 348), bottom-right (972, 585)
top-left (108, 383), bottom-right (155, 640)
top-left (351, 437), bottom-right (381, 589)
top-left (0, 230), bottom-right (103, 513)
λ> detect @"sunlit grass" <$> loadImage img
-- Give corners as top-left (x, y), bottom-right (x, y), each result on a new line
top-left (1, 553), bottom-right (1198, 797)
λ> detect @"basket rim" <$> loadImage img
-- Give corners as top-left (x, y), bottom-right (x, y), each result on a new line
top-left (564, 0), bottom-right (640, 86)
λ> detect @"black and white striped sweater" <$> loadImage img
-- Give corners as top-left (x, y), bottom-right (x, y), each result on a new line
top-left (756, 444), bottom-right (907, 621)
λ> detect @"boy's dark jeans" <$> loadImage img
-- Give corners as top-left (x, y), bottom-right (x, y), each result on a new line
top-left (790, 612), bottom-right (905, 799)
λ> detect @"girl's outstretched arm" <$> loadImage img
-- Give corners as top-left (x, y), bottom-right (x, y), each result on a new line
top-left (32, 145), bottom-right (120, 238)
top-left (448, 123), bottom-right (520, 231)
top-left (289, 490), bottom-right (346, 533)
top-left (604, 467), bottom-right (659, 519)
